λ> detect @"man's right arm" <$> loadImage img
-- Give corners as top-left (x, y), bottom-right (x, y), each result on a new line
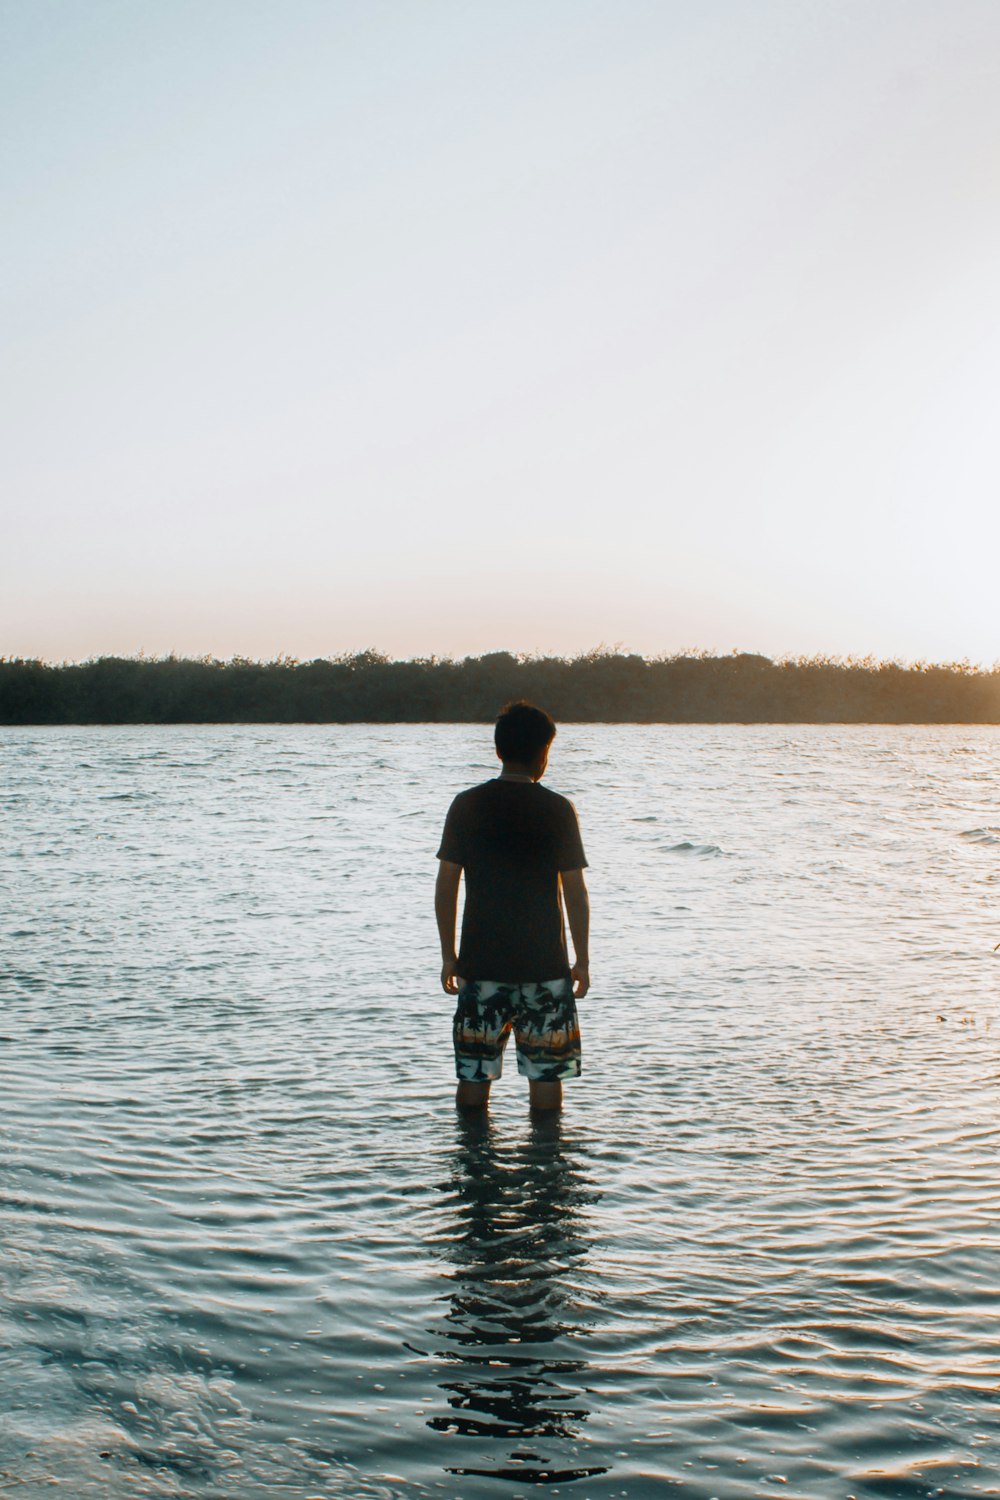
top-left (561, 867), bottom-right (590, 999)
top-left (435, 859), bottom-right (463, 994)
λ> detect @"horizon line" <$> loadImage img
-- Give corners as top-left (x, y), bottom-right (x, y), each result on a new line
top-left (5, 648), bottom-right (999, 673)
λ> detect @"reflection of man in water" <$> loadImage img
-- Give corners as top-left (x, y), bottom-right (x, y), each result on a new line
top-left (428, 1111), bottom-right (607, 1486)
top-left (435, 701), bottom-right (590, 1113)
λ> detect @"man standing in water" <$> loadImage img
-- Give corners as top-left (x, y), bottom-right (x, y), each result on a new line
top-left (435, 701), bottom-right (590, 1112)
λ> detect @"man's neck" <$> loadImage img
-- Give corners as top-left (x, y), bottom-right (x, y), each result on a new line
top-left (498, 764), bottom-right (536, 783)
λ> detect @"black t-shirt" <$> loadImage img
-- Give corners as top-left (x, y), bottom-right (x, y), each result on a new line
top-left (437, 779), bottom-right (587, 982)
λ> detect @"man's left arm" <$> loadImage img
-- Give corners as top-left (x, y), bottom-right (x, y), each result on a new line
top-left (435, 859), bottom-right (463, 994)
top-left (561, 867), bottom-right (590, 999)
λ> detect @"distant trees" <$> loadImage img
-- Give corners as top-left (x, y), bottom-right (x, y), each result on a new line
top-left (1, 650), bottom-right (999, 724)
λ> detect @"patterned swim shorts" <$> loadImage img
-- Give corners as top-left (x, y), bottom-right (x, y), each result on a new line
top-left (453, 977), bottom-right (582, 1082)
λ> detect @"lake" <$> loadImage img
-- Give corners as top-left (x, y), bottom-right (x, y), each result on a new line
top-left (3, 723), bottom-right (1000, 1499)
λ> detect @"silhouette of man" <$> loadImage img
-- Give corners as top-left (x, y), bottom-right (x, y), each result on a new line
top-left (435, 701), bottom-right (590, 1112)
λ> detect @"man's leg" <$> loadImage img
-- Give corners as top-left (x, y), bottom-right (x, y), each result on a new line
top-left (528, 1079), bottom-right (562, 1112)
top-left (454, 981), bottom-right (511, 1111)
top-left (456, 1080), bottom-right (491, 1110)
top-left (515, 980), bottom-right (580, 1112)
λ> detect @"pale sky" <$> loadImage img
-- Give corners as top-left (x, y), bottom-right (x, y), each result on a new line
top-left (4, 0), bottom-right (1000, 665)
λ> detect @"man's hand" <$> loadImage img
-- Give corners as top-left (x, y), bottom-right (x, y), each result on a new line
top-left (571, 960), bottom-right (589, 999)
top-left (441, 958), bottom-right (463, 995)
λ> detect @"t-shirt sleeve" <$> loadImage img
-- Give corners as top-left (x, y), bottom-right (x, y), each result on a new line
top-left (436, 796), bottom-right (466, 864)
top-left (555, 799), bottom-right (588, 871)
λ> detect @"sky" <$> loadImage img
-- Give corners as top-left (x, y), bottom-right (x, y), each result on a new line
top-left (4, 0), bottom-right (1000, 665)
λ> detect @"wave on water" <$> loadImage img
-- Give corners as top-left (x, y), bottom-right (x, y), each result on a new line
top-left (663, 840), bottom-right (723, 857)
top-left (959, 827), bottom-right (1000, 845)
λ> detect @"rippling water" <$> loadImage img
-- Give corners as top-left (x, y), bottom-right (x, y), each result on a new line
top-left (4, 724), bottom-right (1000, 1498)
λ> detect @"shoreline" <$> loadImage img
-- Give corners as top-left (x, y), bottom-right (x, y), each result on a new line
top-left (3, 650), bottom-right (1000, 726)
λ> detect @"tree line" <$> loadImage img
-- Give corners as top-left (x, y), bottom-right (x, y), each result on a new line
top-left (2, 650), bottom-right (999, 724)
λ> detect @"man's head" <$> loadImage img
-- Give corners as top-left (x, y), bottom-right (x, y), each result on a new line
top-left (494, 700), bottom-right (557, 778)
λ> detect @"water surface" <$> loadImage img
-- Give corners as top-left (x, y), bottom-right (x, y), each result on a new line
top-left (3, 724), bottom-right (1000, 1498)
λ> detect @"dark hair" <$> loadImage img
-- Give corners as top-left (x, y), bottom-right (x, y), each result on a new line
top-left (494, 700), bottom-right (557, 763)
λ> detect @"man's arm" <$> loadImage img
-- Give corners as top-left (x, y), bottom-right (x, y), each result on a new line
top-left (435, 860), bottom-right (463, 994)
top-left (560, 867), bottom-right (590, 999)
